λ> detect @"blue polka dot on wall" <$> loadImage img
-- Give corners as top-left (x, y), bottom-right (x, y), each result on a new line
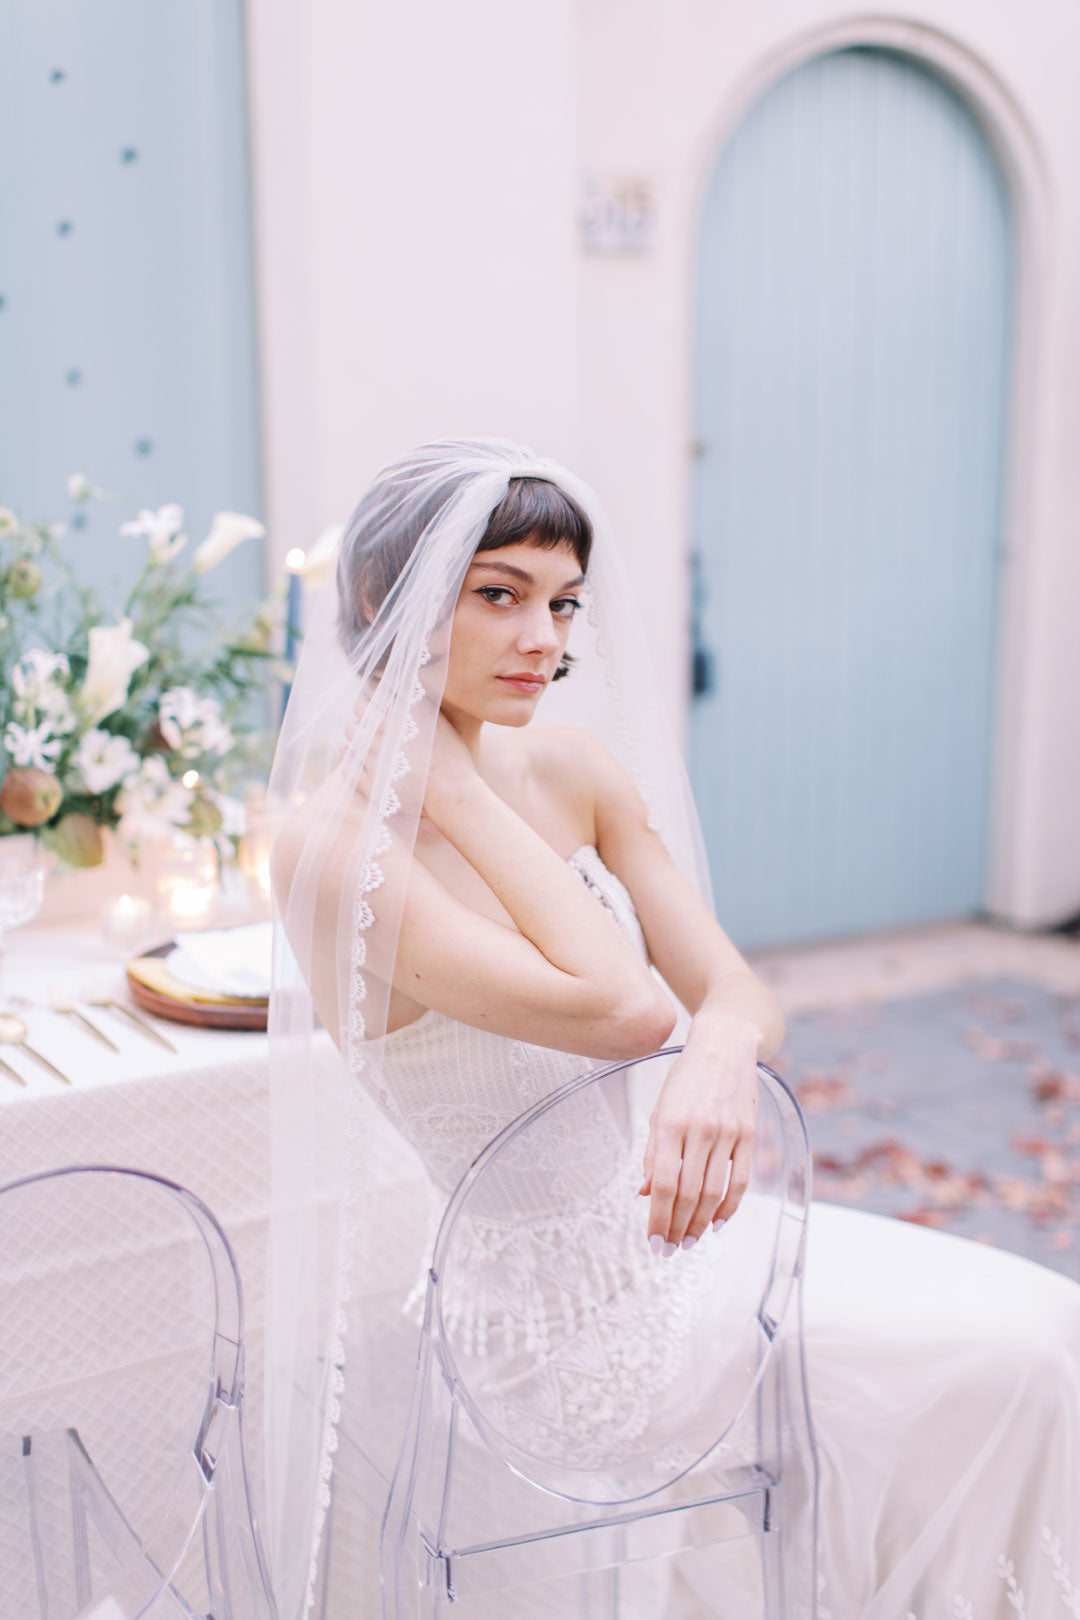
top-left (49, 69), bottom-right (66, 84)
top-left (121, 147), bottom-right (139, 164)
top-left (134, 439), bottom-right (154, 457)
top-left (56, 221), bottom-right (73, 237)
top-left (65, 369), bottom-right (82, 387)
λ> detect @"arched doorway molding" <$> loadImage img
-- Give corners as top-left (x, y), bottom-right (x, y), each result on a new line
top-left (683, 17), bottom-right (1051, 922)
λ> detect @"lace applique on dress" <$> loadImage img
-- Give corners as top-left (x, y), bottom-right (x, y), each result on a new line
top-left (361, 845), bottom-right (717, 1464)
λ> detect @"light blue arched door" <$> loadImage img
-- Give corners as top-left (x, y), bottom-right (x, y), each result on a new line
top-left (690, 47), bottom-right (1013, 949)
top-left (0, 0), bottom-right (262, 613)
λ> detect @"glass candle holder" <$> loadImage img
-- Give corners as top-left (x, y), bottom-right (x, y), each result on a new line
top-left (156, 841), bottom-right (218, 929)
top-left (100, 892), bottom-right (156, 951)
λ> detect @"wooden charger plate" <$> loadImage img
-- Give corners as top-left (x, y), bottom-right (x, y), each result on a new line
top-left (126, 942), bottom-right (268, 1032)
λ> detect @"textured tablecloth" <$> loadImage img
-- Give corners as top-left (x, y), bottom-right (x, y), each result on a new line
top-left (0, 921), bottom-right (276, 1601)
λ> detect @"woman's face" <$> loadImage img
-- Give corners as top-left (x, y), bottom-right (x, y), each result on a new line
top-left (441, 539), bottom-right (585, 728)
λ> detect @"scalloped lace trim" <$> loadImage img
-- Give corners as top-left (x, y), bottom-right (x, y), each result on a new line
top-left (301, 661), bottom-right (429, 1617)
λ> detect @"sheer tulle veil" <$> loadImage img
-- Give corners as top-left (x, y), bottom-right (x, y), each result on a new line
top-left (263, 438), bottom-right (713, 1617)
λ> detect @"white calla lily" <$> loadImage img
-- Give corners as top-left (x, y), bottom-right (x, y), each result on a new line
top-left (193, 511), bottom-right (265, 574)
top-left (119, 504), bottom-right (187, 563)
top-left (80, 618), bottom-right (150, 723)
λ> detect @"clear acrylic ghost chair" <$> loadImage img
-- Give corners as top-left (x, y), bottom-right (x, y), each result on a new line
top-left (0, 1164), bottom-right (277, 1620)
top-left (381, 1050), bottom-right (819, 1618)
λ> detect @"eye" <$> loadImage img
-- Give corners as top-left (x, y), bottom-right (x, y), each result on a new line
top-left (475, 586), bottom-right (515, 606)
top-left (550, 596), bottom-right (582, 620)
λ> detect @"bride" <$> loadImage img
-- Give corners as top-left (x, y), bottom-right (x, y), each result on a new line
top-left (266, 439), bottom-right (1080, 1620)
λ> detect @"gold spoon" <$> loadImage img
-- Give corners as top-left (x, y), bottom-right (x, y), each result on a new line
top-left (48, 989), bottom-right (120, 1053)
top-left (0, 1013), bottom-right (72, 1084)
top-left (85, 995), bottom-right (178, 1054)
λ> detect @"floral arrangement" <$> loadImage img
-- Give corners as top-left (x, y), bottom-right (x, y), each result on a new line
top-left (0, 477), bottom-right (284, 868)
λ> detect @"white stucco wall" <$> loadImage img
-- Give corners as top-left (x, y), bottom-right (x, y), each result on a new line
top-left (245, 0), bottom-right (581, 549)
top-left (245, 0), bottom-right (1080, 931)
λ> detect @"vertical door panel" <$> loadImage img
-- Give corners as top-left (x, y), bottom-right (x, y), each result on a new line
top-left (691, 48), bottom-right (1012, 948)
top-left (0, 0), bottom-right (262, 611)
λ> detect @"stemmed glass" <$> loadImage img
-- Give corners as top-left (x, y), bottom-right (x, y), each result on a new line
top-left (0, 838), bottom-right (45, 1002)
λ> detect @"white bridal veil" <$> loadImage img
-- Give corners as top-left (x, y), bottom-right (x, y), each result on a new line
top-left (263, 439), bottom-right (713, 1618)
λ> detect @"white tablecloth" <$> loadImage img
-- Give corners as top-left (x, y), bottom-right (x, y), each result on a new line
top-left (0, 920), bottom-right (271, 1195)
top-left (0, 920), bottom-right (276, 1585)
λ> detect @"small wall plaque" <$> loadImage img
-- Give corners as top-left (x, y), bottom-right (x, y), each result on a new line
top-left (579, 175), bottom-right (656, 257)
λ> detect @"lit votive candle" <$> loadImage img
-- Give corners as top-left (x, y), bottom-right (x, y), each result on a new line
top-left (156, 844), bottom-right (218, 928)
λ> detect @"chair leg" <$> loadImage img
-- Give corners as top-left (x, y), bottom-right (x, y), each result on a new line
top-left (578, 1565), bottom-right (619, 1620)
top-left (760, 1483), bottom-right (785, 1619)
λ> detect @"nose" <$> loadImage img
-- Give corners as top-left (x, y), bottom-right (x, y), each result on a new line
top-left (517, 604), bottom-right (561, 657)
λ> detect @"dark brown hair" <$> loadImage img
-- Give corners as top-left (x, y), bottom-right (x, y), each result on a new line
top-left (338, 475), bottom-right (592, 651)
top-left (476, 478), bottom-right (592, 571)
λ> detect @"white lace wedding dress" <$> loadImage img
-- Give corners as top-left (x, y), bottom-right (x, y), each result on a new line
top-left (336, 847), bottom-right (1080, 1619)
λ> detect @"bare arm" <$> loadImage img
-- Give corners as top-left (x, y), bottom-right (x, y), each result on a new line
top-left (393, 721), bottom-right (677, 1058)
top-left (584, 737), bottom-right (784, 1250)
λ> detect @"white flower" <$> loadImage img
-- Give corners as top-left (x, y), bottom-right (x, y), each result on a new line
top-left (0, 508), bottom-right (18, 533)
top-left (301, 524), bottom-right (343, 591)
top-left (115, 756), bottom-right (193, 845)
top-left (13, 649), bottom-right (70, 704)
top-left (206, 788), bottom-right (247, 858)
top-left (66, 473), bottom-right (102, 503)
top-left (80, 618), bottom-right (150, 723)
top-left (3, 721), bottom-right (62, 770)
top-left (158, 686), bottom-right (200, 750)
top-left (36, 692), bottom-right (77, 735)
top-left (158, 687), bottom-right (233, 758)
top-left (73, 729), bottom-right (141, 794)
top-left (193, 511), bottom-right (265, 574)
top-left (119, 504), bottom-right (187, 563)
top-left (10, 651), bottom-right (77, 735)
top-left (212, 792), bottom-right (246, 837)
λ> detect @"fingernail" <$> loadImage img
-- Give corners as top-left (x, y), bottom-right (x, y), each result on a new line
top-left (711, 1216), bottom-right (727, 1232)
top-left (661, 1240), bottom-right (678, 1259)
top-left (649, 1233), bottom-right (663, 1255)
top-left (680, 1234), bottom-right (698, 1251)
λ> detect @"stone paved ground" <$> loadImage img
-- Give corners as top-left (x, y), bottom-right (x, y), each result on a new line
top-left (749, 924), bottom-right (1080, 1281)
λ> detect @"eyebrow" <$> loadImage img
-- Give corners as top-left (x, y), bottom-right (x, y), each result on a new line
top-left (471, 559), bottom-right (586, 589)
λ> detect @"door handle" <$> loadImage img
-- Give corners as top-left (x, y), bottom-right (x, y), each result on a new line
top-left (692, 643), bottom-right (715, 698)
top-left (690, 546), bottom-right (716, 699)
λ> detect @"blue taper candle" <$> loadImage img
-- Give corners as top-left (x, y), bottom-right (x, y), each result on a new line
top-left (281, 549), bottom-right (305, 723)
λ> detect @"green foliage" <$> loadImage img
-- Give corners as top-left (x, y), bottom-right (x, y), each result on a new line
top-left (0, 490), bottom-right (283, 861)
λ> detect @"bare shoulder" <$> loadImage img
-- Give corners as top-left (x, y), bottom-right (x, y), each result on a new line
top-left (524, 725), bottom-right (643, 820)
top-left (523, 724), bottom-right (622, 794)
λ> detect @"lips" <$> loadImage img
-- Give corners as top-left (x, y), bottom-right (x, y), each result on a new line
top-left (498, 673), bottom-right (547, 693)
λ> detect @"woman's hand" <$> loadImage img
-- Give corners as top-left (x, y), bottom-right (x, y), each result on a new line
top-left (640, 1009), bottom-right (762, 1253)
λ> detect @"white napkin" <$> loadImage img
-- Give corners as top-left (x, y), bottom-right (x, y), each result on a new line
top-left (165, 922), bottom-right (273, 1000)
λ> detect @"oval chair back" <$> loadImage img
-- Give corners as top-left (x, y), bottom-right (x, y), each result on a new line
top-left (381, 1050), bottom-right (819, 1617)
top-left (0, 1163), bottom-right (277, 1620)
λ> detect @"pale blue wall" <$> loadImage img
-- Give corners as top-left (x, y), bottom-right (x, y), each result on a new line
top-left (690, 47), bottom-right (1012, 949)
top-left (0, 0), bottom-right (262, 614)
